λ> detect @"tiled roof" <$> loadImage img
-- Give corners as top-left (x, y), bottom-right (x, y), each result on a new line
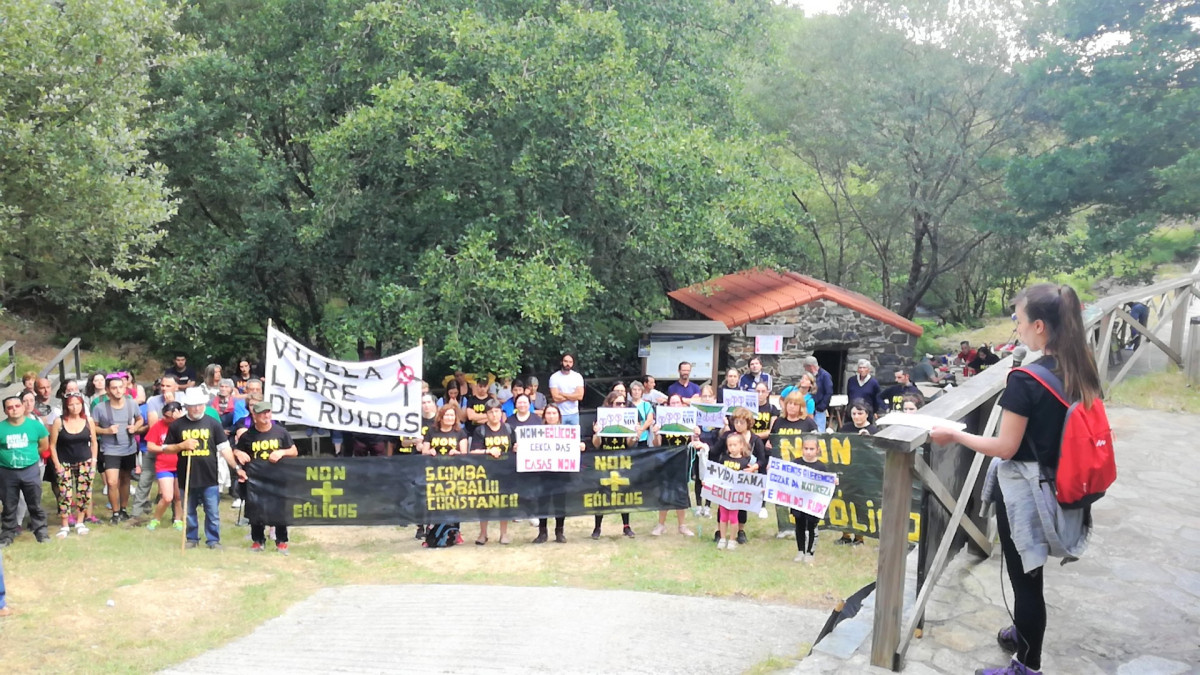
top-left (668, 269), bottom-right (923, 337)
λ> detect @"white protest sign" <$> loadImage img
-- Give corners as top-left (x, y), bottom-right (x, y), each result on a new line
top-left (264, 324), bottom-right (423, 436)
top-left (515, 425), bottom-right (581, 472)
top-left (698, 459), bottom-right (765, 511)
top-left (692, 403), bottom-right (726, 429)
top-left (721, 389), bottom-right (759, 414)
top-left (655, 405), bottom-right (698, 436)
top-left (596, 407), bottom-right (639, 437)
top-left (875, 412), bottom-right (966, 432)
top-left (764, 456), bottom-right (837, 518)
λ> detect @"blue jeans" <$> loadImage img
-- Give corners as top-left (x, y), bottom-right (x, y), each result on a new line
top-left (815, 411), bottom-right (828, 433)
top-left (185, 485), bottom-right (221, 544)
top-left (0, 548), bottom-right (6, 609)
top-left (561, 413), bottom-right (580, 427)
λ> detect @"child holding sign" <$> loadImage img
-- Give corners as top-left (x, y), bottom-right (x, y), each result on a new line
top-left (715, 434), bottom-right (758, 551)
top-left (793, 437), bottom-right (837, 563)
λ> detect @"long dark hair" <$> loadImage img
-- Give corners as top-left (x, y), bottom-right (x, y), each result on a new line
top-left (1015, 283), bottom-right (1102, 405)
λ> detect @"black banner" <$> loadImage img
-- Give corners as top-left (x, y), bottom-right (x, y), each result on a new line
top-left (245, 445), bottom-right (691, 526)
top-left (769, 434), bottom-right (923, 541)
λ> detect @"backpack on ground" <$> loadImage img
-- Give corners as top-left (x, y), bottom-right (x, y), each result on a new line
top-left (1014, 364), bottom-right (1116, 509)
top-left (423, 523), bottom-right (460, 548)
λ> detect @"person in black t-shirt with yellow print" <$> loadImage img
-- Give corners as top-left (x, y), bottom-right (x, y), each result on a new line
top-left (421, 405), bottom-right (468, 456)
top-left (234, 401), bottom-right (297, 554)
top-left (591, 392), bottom-right (635, 539)
top-left (471, 399), bottom-right (515, 546)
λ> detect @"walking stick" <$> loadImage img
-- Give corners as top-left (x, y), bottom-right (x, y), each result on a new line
top-left (180, 447), bottom-right (193, 554)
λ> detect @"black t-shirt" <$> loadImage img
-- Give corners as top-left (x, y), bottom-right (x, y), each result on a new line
top-left (471, 423), bottom-right (515, 454)
top-left (662, 433), bottom-right (690, 448)
top-left (424, 427), bottom-right (466, 455)
top-left (508, 413), bottom-right (541, 429)
top-left (797, 457), bottom-right (829, 473)
top-left (165, 366), bottom-right (198, 388)
top-left (165, 415), bottom-right (229, 489)
top-left (998, 356), bottom-right (1067, 468)
top-left (839, 421), bottom-right (878, 435)
top-left (880, 384), bottom-right (923, 412)
top-left (968, 352), bottom-right (1001, 373)
top-left (463, 395), bottom-right (489, 432)
top-left (708, 431), bottom-right (768, 474)
top-left (753, 404), bottom-right (778, 434)
top-left (719, 452), bottom-right (752, 471)
top-left (236, 424), bottom-right (295, 462)
top-left (597, 436), bottom-right (630, 451)
top-left (771, 416), bottom-right (817, 435)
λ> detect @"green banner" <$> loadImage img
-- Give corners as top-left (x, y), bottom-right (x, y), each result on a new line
top-left (769, 434), bottom-right (922, 542)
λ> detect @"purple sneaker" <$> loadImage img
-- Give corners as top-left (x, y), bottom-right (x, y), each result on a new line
top-left (997, 625), bottom-right (1019, 653)
top-left (975, 659), bottom-right (1041, 675)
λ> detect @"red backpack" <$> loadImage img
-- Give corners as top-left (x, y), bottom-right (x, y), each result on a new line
top-left (1014, 364), bottom-right (1116, 509)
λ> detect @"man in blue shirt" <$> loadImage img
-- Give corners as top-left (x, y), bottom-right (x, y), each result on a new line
top-left (803, 356), bottom-right (834, 432)
top-left (738, 357), bottom-right (772, 392)
top-left (666, 362), bottom-right (701, 403)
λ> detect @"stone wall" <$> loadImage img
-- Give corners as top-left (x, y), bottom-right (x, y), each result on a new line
top-left (724, 299), bottom-right (918, 388)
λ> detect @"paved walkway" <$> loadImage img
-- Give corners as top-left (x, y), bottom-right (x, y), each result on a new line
top-left (798, 406), bottom-right (1200, 674)
top-left (163, 585), bottom-right (829, 674)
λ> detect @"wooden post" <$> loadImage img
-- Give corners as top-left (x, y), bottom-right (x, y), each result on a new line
top-left (871, 446), bottom-right (915, 670)
top-left (1171, 286), bottom-right (1191, 359)
top-left (1187, 317), bottom-right (1200, 387)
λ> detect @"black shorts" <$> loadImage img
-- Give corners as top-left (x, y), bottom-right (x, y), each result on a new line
top-left (102, 453), bottom-right (137, 472)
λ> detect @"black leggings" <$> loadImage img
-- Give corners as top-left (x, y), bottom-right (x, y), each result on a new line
top-left (793, 510), bottom-right (819, 553)
top-left (538, 517), bottom-right (566, 531)
top-left (995, 494), bottom-right (1045, 670)
top-left (594, 513), bottom-right (630, 528)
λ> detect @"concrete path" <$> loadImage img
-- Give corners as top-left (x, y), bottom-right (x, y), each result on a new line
top-left (798, 406), bottom-right (1200, 674)
top-left (163, 584), bottom-right (829, 674)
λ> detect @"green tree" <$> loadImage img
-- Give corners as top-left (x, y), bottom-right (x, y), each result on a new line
top-left (748, 4), bottom-right (1034, 318)
top-left (0, 0), bottom-right (179, 319)
top-left (1007, 0), bottom-right (1200, 273)
top-left (144, 0), bottom-right (808, 373)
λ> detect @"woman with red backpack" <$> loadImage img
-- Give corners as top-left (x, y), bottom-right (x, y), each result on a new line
top-left (932, 283), bottom-right (1104, 675)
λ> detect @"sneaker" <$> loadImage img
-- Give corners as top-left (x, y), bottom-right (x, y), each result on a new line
top-left (997, 625), bottom-right (1019, 653)
top-left (35, 532), bottom-right (50, 543)
top-left (650, 523), bottom-right (666, 536)
top-left (736, 530), bottom-right (748, 545)
top-left (702, 505), bottom-right (711, 517)
top-left (206, 541), bottom-right (223, 550)
top-left (758, 507), bottom-right (769, 519)
top-left (835, 535), bottom-right (853, 545)
top-left (146, 519), bottom-right (160, 531)
top-left (231, 498), bottom-right (243, 509)
top-left (110, 514), bottom-right (121, 526)
top-left (693, 506), bottom-right (704, 517)
top-left (678, 525), bottom-right (695, 537)
top-left (727, 538), bottom-right (738, 551)
top-left (118, 509), bottom-right (131, 522)
top-left (805, 553), bottom-right (814, 565)
top-left (414, 525), bottom-right (426, 540)
top-left (85, 516), bottom-right (102, 525)
top-left (172, 520), bottom-right (184, 531)
top-left (528, 518), bottom-right (539, 526)
top-left (185, 540), bottom-right (199, 549)
top-left (794, 552), bottom-right (806, 562)
top-left (974, 659), bottom-right (1041, 675)
top-left (622, 526), bottom-right (635, 538)
top-left (717, 538), bottom-right (728, 550)
top-left (775, 530), bottom-right (796, 539)
top-left (56, 527), bottom-right (70, 539)
top-left (75, 523), bottom-right (90, 535)
top-left (251, 542), bottom-right (264, 552)
top-left (276, 542), bottom-right (289, 556)
top-left (851, 537), bottom-right (864, 546)
top-left (590, 527), bottom-right (602, 540)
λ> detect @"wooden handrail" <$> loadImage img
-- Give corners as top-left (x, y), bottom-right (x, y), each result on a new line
top-left (0, 340), bottom-right (15, 386)
top-left (37, 338), bottom-right (83, 384)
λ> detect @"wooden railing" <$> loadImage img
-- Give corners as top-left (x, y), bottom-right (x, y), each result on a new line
top-left (37, 338), bottom-right (83, 385)
top-left (0, 340), bottom-right (15, 386)
top-left (1082, 267), bottom-right (1200, 389)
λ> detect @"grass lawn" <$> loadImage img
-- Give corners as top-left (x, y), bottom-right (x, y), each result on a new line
top-left (0, 494), bottom-right (876, 673)
top-left (1107, 367), bottom-right (1200, 413)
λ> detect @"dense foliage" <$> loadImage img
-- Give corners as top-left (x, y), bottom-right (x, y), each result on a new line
top-left (1, 0), bottom-right (1197, 370)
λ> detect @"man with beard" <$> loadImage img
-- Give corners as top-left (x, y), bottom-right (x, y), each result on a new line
top-left (162, 389), bottom-right (238, 549)
top-left (880, 369), bottom-right (924, 413)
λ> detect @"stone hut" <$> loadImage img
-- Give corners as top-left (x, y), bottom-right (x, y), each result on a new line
top-left (667, 269), bottom-right (923, 392)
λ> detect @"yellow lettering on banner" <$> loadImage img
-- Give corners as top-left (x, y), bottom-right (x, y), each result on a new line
top-left (592, 455), bottom-right (633, 471)
top-left (583, 491), bottom-right (644, 508)
top-left (424, 463), bottom-right (518, 511)
top-left (777, 437), bottom-right (797, 462)
top-left (830, 437), bottom-right (851, 465)
top-left (305, 466), bottom-right (347, 481)
top-left (600, 470), bottom-right (630, 492)
top-left (424, 465), bottom-right (488, 482)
